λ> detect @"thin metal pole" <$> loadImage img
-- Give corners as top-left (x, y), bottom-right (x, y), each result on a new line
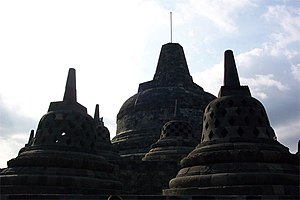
top-left (170, 12), bottom-right (173, 43)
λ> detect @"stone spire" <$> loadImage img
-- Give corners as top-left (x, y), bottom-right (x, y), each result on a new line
top-left (224, 50), bottom-right (240, 87)
top-left (63, 68), bottom-right (77, 102)
top-left (153, 43), bottom-right (192, 84)
top-left (138, 43), bottom-right (200, 92)
top-left (164, 50), bottom-right (299, 198)
top-left (94, 103), bottom-right (104, 126)
top-left (48, 68), bottom-right (86, 114)
top-left (218, 50), bottom-right (251, 97)
top-left (94, 104), bottom-right (100, 120)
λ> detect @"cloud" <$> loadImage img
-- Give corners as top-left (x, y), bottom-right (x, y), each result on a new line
top-left (291, 64), bottom-right (300, 82)
top-left (273, 118), bottom-right (300, 154)
top-left (263, 5), bottom-right (300, 56)
top-left (0, 95), bottom-right (36, 136)
top-left (193, 61), bottom-right (223, 96)
top-left (241, 74), bottom-right (289, 99)
top-left (179, 0), bottom-right (257, 32)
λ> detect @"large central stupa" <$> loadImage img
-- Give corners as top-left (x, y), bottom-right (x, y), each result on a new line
top-left (112, 43), bottom-right (215, 159)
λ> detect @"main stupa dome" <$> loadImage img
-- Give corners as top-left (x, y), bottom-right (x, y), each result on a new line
top-left (112, 43), bottom-right (215, 159)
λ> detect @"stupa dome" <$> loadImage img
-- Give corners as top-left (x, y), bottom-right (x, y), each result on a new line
top-left (164, 50), bottom-right (299, 198)
top-left (142, 119), bottom-right (197, 162)
top-left (112, 43), bottom-right (215, 159)
top-left (0, 68), bottom-right (122, 197)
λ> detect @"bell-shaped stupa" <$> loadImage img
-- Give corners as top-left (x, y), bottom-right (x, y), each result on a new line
top-left (0, 68), bottom-right (122, 198)
top-left (143, 100), bottom-right (198, 162)
top-left (163, 50), bottom-right (299, 198)
top-left (112, 43), bottom-right (215, 160)
top-left (142, 119), bottom-right (197, 162)
top-left (94, 104), bottom-right (120, 161)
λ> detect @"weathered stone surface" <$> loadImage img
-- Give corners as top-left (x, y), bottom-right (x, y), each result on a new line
top-left (0, 68), bottom-right (122, 198)
top-left (164, 50), bottom-right (299, 197)
top-left (112, 43), bottom-right (215, 159)
top-left (142, 119), bottom-right (197, 162)
top-left (117, 158), bottom-right (180, 195)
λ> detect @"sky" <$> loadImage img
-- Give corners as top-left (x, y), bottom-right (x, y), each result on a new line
top-left (0, 0), bottom-right (299, 168)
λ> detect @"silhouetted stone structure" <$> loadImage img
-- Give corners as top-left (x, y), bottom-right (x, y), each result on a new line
top-left (0, 69), bottom-right (122, 199)
top-left (94, 104), bottom-right (120, 161)
top-left (142, 119), bottom-right (197, 161)
top-left (163, 50), bottom-right (299, 198)
top-left (0, 44), bottom-right (298, 200)
top-left (112, 43), bottom-right (215, 160)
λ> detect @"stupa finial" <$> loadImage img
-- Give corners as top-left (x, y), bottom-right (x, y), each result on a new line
top-left (94, 104), bottom-right (100, 121)
top-left (224, 50), bottom-right (240, 87)
top-left (63, 68), bottom-right (77, 102)
top-left (218, 50), bottom-right (251, 97)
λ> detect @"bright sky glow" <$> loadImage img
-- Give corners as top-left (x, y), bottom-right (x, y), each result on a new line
top-left (0, 0), bottom-right (299, 168)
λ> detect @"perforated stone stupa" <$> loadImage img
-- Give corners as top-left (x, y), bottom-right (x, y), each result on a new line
top-left (143, 100), bottom-right (198, 162)
top-left (112, 43), bottom-right (215, 159)
top-left (0, 68), bottom-right (122, 198)
top-left (163, 50), bottom-right (299, 198)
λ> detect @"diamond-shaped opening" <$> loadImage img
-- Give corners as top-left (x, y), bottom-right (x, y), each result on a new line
top-left (214, 119), bottom-right (220, 127)
top-left (205, 123), bottom-right (209, 130)
top-left (210, 112), bottom-right (215, 119)
top-left (228, 117), bottom-right (235, 125)
top-left (207, 105), bottom-right (211, 111)
top-left (203, 116), bottom-right (207, 121)
top-left (208, 130), bottom-right (214, 140)
top-left (253, 128), bottom-right (259, 137)
top-left (221, 128), bottom-right (228, 137)
top-left (236, 108), bottom-right (241, 115)
top-left (237, 127), bottom-right (244, 137)
top-left (228, 100), bottom-right (234, 106)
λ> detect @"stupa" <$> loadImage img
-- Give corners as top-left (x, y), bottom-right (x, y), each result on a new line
top-left (0, 68), bottom-right (122, 198)
top-left (94, 104), bottom-right (120, 161)
top-left (143, 100), bottom-right (198, 162)
top-left (163, 50), bottom-right (299, 198)
top-left (112, 43), bottom-right (215, 159)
